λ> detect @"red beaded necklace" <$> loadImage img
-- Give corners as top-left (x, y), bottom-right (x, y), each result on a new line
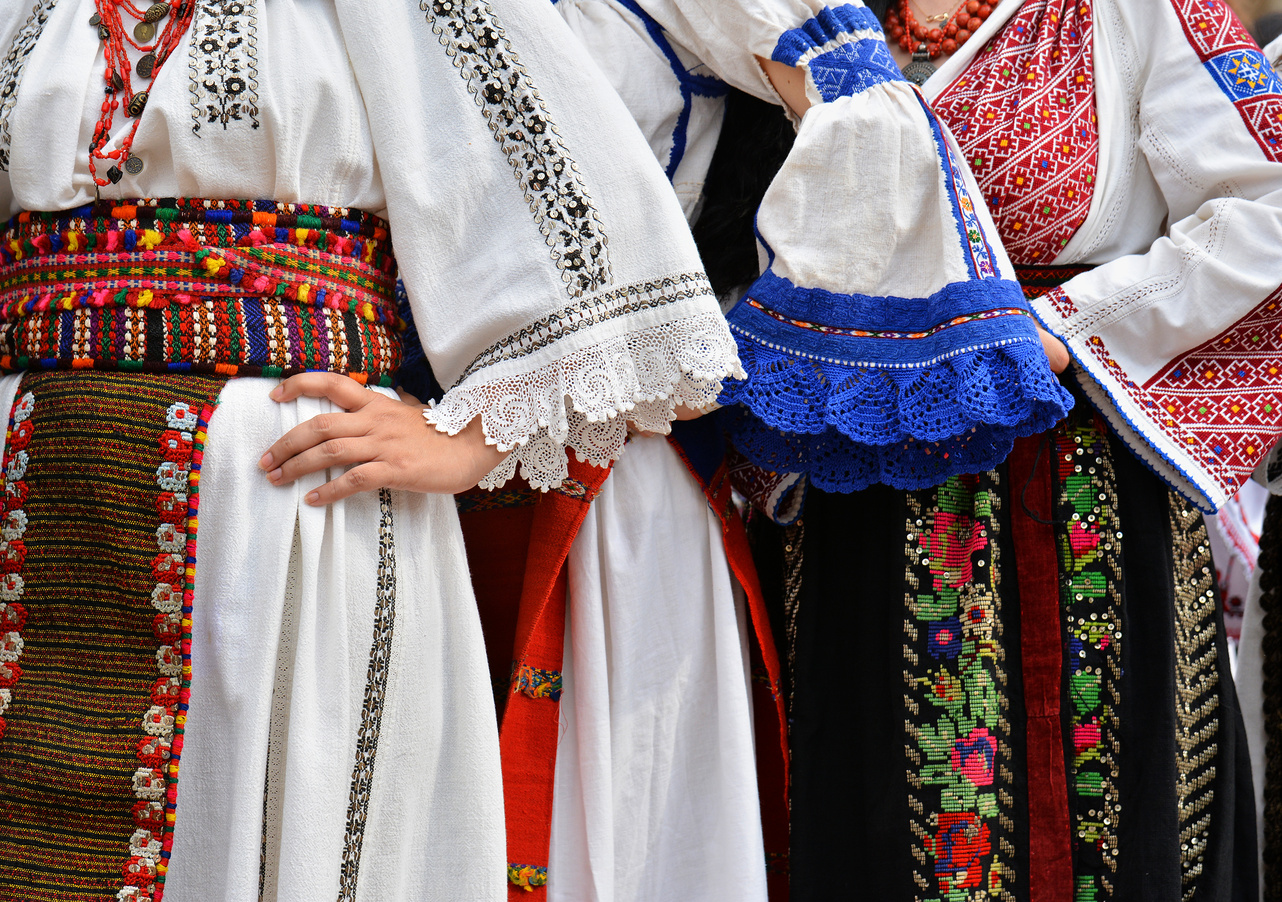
top-left (885, 0), bottom-right (1000, 84)
top-left (87, 0), bottom-right (195, 190)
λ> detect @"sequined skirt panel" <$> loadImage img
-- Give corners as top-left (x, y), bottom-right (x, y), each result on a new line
top-left (765, 409), bottom-right (1258, 902)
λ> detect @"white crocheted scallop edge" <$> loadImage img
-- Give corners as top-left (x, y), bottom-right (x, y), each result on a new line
top-left (423, 311), bottom-right (746, 491)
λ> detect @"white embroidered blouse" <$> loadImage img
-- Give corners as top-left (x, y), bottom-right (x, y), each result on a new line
top-left (0, 0), bottom-right (744, 489)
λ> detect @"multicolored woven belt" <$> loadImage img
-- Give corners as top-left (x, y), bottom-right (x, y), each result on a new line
top-left (0, 198), bottom-right (402, 385)
top-left (1014, 263), bottom-right (1093, 300)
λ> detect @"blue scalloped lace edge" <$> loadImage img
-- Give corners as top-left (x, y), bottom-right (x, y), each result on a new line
top-left (717, 335), bottom-right (1074, 493)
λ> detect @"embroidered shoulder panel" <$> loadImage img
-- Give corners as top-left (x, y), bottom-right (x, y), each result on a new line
top-left (932, 0), bottom-right (1098, 266)
top-left (1170, 0), bottom-right (1282, 161)
top-left (423, 0), bottom-right (611, 298)
top-left (187, 0), bottom-right (261, 135)
top-left (0, 0), bottom-right (59, 172)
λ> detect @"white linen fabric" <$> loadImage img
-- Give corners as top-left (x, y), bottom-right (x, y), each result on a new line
top-left (0, 0), bottom-right (744, 898)
top-left (920, 0), bottom-right (1282, 512)
top-left (0, 0), bottom-right (742, 490)
top-left (547, 9), bottom-right (767, 898)
top-left (165, 381), bottom-right (504, 902)
top-left (551, 436), bottom-right (763, 902)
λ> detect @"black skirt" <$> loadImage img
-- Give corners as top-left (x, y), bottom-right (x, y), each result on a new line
top-left (755, 408), bottom-right (1258, 901)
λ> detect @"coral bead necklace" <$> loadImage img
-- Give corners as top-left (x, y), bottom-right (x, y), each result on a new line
top-left (885, 0), bottom-right (1001, 85)
top-left (87, 0), bottom-right (196, 190)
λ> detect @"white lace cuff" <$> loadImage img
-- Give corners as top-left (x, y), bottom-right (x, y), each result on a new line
top-left (423, 276), bottom-right (744, 490)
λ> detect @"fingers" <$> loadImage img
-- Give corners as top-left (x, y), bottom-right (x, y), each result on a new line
top-left (1037, 327), bottom-right (1071, 374)
top-left (270, 372), bottom-right (376, 410)
top-left (259, 407), bottom-right (371, 475)
top-left (304, 461), bottom-right (394, 506)
top-left (265, 434), bottom-right (380, 486)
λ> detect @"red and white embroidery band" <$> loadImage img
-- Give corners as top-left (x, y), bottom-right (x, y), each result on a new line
top-left (932, 0), bottom-right (1099, 266)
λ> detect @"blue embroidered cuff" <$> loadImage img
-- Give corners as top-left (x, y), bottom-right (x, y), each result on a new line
top-left (717, 272), bottom-right (1074, 493)
top-left (771, 4), bottom-right (903, 102)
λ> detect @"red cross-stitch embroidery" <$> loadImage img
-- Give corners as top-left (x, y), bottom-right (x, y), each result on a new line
top-left (1172, 0), bottom-right (1256, 59)
top-left (1134, 289), bottom-right (1282, 495)
top-left (932, 0), bottom-right (1098, 265)
top-left (1170, 0), bottom-right (1282, 160)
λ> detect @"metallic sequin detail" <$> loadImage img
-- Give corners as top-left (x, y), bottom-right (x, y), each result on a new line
top-left (1168, 493), bottom-right (1220, 900)
top-left (1054, 422), bottom-right (1122, 899)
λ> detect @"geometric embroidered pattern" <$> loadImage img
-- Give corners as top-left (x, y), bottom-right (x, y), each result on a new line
top-left (0, 199), bottom-right (402, 384)
top-left (0, 0), bottom-right (58, 172)
top-left (771, 5), bottom-right (900, 101)
top-left (903, 474), bottom-right (1016, 901)
top-left (932, 0), bottom-right (1099, 265)
top-left (188, 0), bottom-right (262, 134)
top-left (1140, 287), bottom-right (1282, 503)
top-left (337, 489), bottom-right (398, 902)
top-left (423, 0), bottom-right (611, 299)
top-left (1167, 494), bottom-right (1220, 901)
top-left (1169, 0), bottom-right (1282, 160)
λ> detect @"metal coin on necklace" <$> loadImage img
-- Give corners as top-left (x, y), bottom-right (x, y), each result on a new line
top-left (903, 50), bottom-right (937, 86)
top-left (133, 20), bottom-right (155, 43)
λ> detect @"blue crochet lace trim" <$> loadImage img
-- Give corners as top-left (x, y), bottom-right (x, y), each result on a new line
top-left (718, 277), bottom-right (1074, 492)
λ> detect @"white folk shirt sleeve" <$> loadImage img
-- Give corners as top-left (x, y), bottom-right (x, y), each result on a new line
top-left (1022, 0), bottom-right (1282, 511)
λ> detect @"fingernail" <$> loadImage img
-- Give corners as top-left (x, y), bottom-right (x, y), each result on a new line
top-left (258, 452), bottom-right (273, 470)
top-left (270, 385), bottom-right (283, 400)
top-left (268, 468), bottom-right (282, 483)
top-left (305, 491), bottom-right (320, 505)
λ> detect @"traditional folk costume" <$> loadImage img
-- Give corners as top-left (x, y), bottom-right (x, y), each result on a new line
top-left (556, 0), bottom-right (1282, 898)
top-left (1233, 33), bottom-right (1282, 902)
top-left (471, 2), bottom-right (1069, 900)
top-left (714, 0), bottom-right (1277, 898)
top-left (0, 1), bottom-right (745, 900)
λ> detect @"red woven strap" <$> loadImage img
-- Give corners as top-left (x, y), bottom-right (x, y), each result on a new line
top-left (1008, 435), bottom-right (1074, 902)
top-left (498, 458), bottom-right (612, 898)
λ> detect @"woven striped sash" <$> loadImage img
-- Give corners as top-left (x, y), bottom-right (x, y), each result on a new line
top-left (0, 198), bottom-right (402, 385)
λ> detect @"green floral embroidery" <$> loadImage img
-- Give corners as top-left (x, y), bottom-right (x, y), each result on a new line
top-left (905, 474), bottom-right (1014, 901)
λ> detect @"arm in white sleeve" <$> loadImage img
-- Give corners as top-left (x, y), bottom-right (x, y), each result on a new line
top-left (1029, 0), bottom-right (1282, 511)
top-left (335, 0), bottom-right (744, 490)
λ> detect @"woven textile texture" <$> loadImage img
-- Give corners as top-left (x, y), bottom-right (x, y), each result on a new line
top-left (0, 370), bottom-right (225, 902)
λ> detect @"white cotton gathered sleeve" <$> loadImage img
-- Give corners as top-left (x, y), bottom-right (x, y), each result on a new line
top-left (622, 1), bottom-right (1068, 493)
top-left (334, 0), bottom-right (742, 491)
top-left (1028, 0), bottom-right (1282, 512)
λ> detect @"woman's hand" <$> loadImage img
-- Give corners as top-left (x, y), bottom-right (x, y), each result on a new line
top-left (1038, 326), bottom-right (1070, 374)
top-left (258, 373), bottom-right (508, 504)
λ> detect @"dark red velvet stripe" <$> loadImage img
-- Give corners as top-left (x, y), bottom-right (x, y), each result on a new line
top-left (1008, 434), bottom-right (1074, 902)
